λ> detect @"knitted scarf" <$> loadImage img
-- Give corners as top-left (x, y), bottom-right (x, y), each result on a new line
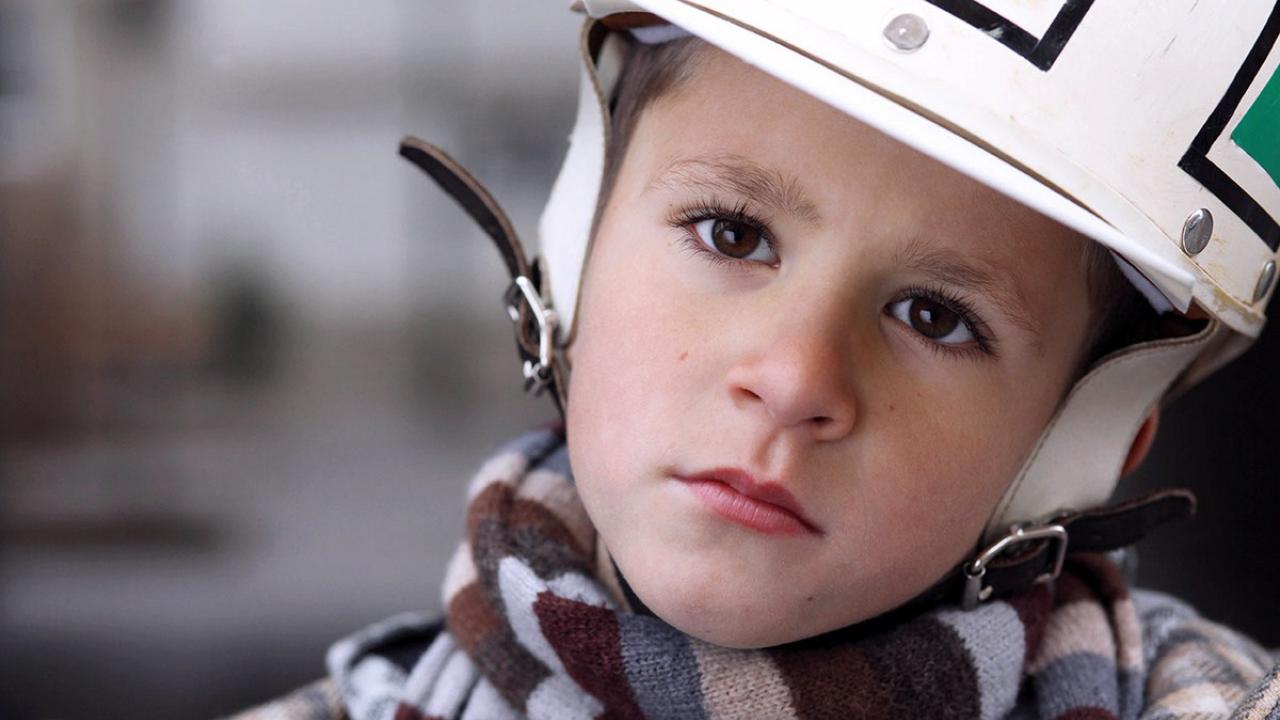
top-left (307, 429), bottom-right (1276, 720)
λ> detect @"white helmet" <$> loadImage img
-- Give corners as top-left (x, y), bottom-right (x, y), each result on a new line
top-left (403, 0), bottom-right (1280, 607)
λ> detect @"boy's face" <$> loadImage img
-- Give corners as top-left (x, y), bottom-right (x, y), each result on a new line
top-left (566, 46), bottom-right (1094, 648)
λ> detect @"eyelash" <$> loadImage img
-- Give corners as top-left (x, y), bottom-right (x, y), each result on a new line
top-left (888, 284), bottom-right (997, 359)
top-left (666, 199), bottom-right (997, 359)
top-left (668, 197), bottom-right (780, 269)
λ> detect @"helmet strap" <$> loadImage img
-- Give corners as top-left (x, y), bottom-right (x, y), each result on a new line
top-left (953, 487), bottom-right (1195, 610)
top-left (398, 137), bottom-right (569, 417)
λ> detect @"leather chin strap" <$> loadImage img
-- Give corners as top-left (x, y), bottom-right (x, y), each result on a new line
top-left (943, 487), bottom-right (1195, 610)
top-left (399, 135), bottom-right (1197, 615)
top-left (399, 136), bottom-right (569, 418)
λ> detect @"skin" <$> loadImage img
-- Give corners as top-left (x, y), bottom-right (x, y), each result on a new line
top-left (566, 46), bottom-right (1107, 648)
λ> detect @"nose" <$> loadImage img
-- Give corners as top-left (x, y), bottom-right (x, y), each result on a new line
top-left (724, 316), bottom-right (858, 443)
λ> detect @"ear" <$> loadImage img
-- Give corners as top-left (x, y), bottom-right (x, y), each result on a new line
top-left (1120, 407), bottom-right (1160, 476)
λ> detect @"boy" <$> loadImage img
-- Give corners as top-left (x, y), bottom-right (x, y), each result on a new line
top-left (241, 1), bottom-right (1279, 717)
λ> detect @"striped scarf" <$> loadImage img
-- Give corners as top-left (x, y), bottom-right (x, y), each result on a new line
top-left (280, 428), bottom-right (1275, 720)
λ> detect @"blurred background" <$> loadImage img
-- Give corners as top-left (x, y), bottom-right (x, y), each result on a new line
top-left (0, 2), bottom-right (1274, 718)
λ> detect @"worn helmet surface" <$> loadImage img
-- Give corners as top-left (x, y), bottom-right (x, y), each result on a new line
top-left (533, 0), bottom-right (1280, 549)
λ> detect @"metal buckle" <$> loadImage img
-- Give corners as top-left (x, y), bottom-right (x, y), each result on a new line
top-left (503, 275), bottom-right (558, 395)
top-left (961, 521), bottom-right (1068, 610)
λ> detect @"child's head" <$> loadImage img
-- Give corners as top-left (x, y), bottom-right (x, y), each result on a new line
top-left (465, 1), bottom-right (1278, 651)
top-left (563, 39), bottom-right (1146, 647)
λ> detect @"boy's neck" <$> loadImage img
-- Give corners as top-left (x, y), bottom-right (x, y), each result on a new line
top-left (595, 536), bottom-right (649, 615)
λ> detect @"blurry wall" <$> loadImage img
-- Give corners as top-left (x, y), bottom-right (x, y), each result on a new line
top-left (1, 2), bottom-right (567, 717)
top-left (0, 2), bottom-right (1275, 719)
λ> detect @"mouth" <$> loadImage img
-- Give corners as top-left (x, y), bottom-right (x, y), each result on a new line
top-left (675, 467), bottom-right (824, 537)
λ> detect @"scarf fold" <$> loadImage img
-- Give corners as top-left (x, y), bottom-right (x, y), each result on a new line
top-left (318, 428), bottom-right (1275, 720)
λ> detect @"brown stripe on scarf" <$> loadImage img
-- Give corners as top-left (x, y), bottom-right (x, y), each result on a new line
top-left (518, 470), bottom-right (598, 555)
top-left (447, 581), bottom-right (503, 654)
top-left (507, 496), bottom-right (592, 570)
top-left (1055, 554), bottom-right (1130, 607)
top-left (473, 626), bottom-right (552, 713)
top-left (1077, 553), bottom-right (1130, 602)
top-left (1052, 571), bottom-right (1093, 606)
top-left (1008, 583), bottom-right (1055, 665)
top-left (468, 484), bottom-right (592, 578)
top-left (447, 581), bottom-right (549, 713)
top-left (771, 614), bottom-right (982, 719)
top-left (861, 616), bottom-right (983, 718)
top-left (534, 590), bottom-right (648, 719)
top-left (771, 637), bottom-right (893, 720)
top-left (467, 482), bottom-right (512, 541)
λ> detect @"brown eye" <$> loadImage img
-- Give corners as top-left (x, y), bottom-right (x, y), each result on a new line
top-left (710, 219), bottom-right (761, 259)
top-left (688, 217), bottom-right (778, 265)
top-left (908, 298), bottom-right (959, 339)
top-left (888, 295), bottom-right (976, 346)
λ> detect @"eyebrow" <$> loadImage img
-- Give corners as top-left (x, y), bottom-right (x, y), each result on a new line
top-left (894, 236), bottom-right (1044, 350)
top-left (645, 154), bottom-right (822, 224)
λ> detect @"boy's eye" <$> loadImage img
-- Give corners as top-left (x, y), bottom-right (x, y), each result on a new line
top-left (691, 218), bottom-right (778, 264)
top-left (888, 296), bottom-right (976, 346)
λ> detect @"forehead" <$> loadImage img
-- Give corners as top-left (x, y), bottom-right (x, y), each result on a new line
top-left (636, 45), bottom-right (1067, 238)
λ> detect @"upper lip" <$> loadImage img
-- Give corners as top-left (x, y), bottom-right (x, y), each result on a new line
top-left (677, 467), bottom-right (824, 535)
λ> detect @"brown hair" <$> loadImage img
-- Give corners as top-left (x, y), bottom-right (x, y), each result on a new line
top-left (595, 36), bottom-right (707, 230)
top-left (596, 35), bottom-right (1155, 374)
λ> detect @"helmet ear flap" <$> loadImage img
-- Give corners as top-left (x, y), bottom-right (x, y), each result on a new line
top-left (982, 320), bottom-right (1221, 544)
top-left (537, 19), bottom-right (628, 349)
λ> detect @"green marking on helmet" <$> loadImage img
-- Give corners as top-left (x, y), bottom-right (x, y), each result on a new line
top-left (1233, 65), bottom-right (1280, 190)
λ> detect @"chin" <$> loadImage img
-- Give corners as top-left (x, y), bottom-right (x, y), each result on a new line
top-left (644, 595), bottom-right (789, 649)
top-left (619, 555), bottom-right (865, 649)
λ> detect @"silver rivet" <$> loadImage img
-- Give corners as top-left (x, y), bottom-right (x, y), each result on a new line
top-left (1181, 208), bottom-right (1213, 256)
top-left (884, 14), bottom-right (929, 52)
top-left (1253, 259), bottom-right (1276, 303)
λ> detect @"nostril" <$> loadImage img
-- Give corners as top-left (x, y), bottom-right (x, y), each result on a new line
top-left (732, 386), bottom-right (763, 404)
top-left (810, 411), bottom-right (855, 441)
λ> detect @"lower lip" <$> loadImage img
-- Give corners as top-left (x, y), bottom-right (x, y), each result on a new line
top-left (680, 478), bottom-right (813, 536)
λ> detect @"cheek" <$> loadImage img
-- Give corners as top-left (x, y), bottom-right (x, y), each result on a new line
top-left (565, 236), bottom-right (709, 513)
top-left (852, 382), bottom-right (1039, 558)
top-left (570, 267), bottom-right (697, 424)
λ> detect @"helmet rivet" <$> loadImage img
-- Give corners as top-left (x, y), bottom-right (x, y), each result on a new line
top-left (1181, 208), bottom-right (1213, 256)
top-left (1253, 259), bottom-right (1276, 303)
top-left (884, 14), bottom-right (929, 52)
